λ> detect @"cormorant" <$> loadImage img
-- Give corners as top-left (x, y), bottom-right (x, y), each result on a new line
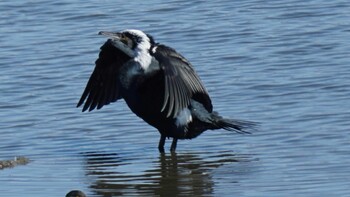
top-left (77, 29), bottom-right (256, 152)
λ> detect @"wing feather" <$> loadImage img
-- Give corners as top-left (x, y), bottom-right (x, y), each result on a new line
top-left (77, 39), bottom-right (131, 111)
top-left (153, 45), bottom-right (212, 118)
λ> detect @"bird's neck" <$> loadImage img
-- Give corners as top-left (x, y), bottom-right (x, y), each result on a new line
top-left (134, 47), bottom-right (152, 71)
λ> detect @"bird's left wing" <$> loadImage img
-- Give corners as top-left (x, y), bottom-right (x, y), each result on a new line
top-left (77, 40), bottom-right (131, 112)
top-left (152, 45), bottom-right (212, 118)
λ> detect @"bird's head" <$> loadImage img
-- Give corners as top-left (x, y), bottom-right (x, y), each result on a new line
top-left (99, 29), bottom-right (155, 57)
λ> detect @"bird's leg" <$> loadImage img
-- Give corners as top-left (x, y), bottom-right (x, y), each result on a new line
top-left (170, 138), bottom-right (177, 152)
top-left (158, 135), bottom-right (166, 153)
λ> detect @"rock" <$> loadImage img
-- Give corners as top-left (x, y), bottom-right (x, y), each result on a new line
top-left (0, 156), bottom-right (29, 169)
top-left (66, 190), bottom-right (86, 197)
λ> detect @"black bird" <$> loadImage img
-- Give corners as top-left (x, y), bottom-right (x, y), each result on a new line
top-left (77, 29), bottom-right (256, 152)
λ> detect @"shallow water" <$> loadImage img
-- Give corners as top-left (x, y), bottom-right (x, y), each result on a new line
top-left (1, 0), bottom-right (350, 196)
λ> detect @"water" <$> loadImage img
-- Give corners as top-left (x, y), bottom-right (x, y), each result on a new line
top-left (1, 0), bottom-right (350, 196)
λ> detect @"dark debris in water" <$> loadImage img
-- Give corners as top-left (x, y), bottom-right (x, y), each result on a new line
top-left (0, 156), bottom-right (30, 170)
top-left (66, 190), bottom-right (86, 197)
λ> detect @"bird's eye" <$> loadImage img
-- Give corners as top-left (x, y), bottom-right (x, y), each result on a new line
top-left (120, 34), bottom-right (129, 44)
top-left (134, 36), bottom-right (142, 44)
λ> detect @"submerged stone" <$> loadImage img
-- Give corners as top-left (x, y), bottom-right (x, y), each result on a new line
top-left (0, 156), bottom-right (30, 170)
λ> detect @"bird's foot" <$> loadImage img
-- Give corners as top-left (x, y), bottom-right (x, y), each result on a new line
top-left (158, 135), bottom-right (166, 153)
top-left (170, 138), bottom-right (177, 152)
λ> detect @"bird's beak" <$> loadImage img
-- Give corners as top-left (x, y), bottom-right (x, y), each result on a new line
top-left (98, 31), bottom-right (122, 40)
top-left (98, 31), bottom-right (134, 57)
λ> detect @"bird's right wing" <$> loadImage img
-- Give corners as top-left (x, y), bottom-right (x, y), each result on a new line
top-left (77, 40), bottom-right (131, 112)
top-left (152, 45), bottom-right (213, 118)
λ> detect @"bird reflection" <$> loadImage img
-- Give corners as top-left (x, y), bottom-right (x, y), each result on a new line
top-left (81, 151), bottom-right (244, 196)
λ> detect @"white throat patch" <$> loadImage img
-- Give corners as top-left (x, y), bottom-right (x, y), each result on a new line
top-left (134, 50), bottom-right (152, 71)
top-left (124, 29), bottom-right (152, 71)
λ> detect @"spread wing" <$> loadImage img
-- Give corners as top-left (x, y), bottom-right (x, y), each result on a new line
top-left (153, 45), bottom-right (212, 118)
top-left (77, 39), bottom-right (131, 112)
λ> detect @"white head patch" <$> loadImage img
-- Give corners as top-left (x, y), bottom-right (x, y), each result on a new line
top-left (122, 29), bottom-right (153, 71)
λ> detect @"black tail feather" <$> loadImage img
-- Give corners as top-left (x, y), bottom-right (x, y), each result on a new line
top-left (216, 118), bottom-right (258, 134)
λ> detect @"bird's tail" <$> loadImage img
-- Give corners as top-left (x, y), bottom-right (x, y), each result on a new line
top-left (211, 112), bottom-right (258, 134)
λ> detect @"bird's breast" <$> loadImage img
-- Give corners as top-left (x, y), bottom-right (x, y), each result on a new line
top-left (122, 69), bottom-right (165, 118)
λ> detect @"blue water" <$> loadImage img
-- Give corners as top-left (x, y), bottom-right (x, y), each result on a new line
top-left (1, 0), bottom-right (350, 196)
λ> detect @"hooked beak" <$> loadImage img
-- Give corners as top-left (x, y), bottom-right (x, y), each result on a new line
top-left (98, 31), bottom-right (134, 57)
top-left (98, 31), bottom-right (122, 39)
